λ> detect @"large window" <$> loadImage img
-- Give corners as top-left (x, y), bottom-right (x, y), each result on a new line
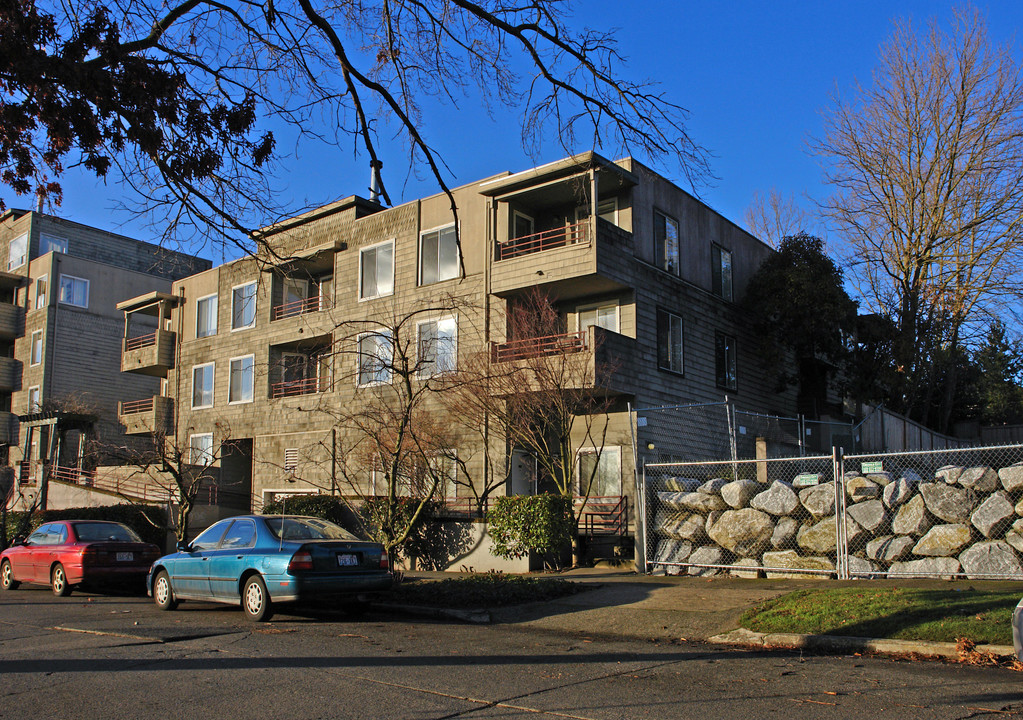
top-left (232, 282), bottom-right (256, 329)
top-left (58, 275), bottom-right (88, 308)
top-left (420, 225), bottom-right (459, 285)
top-left (653, 211), bottom-right (679, 275)
top-left (716, 332), bottom-right (737, 391)
top-left (657, 309), bottom-right (684, 374)
top-left (39, 234), bottom-right (67, 255)
top-left (360, 240), bottom-right (394, 300)
top-left (189, 433), bottom-right (214, 466)
top-left (575, 197), bottom-right (618, 226)
top-left (357, 330), bottom-right (393, 386)
top-left (27, 385), bottom-right (40, 412)
top-left (417, 316), bottom-right (457, 376)
top-left (192, 362), bottom-right (215, 408)
top-left (229, 355), bottom-right (254, 404)
top-left (8, 233), bottom-right (26, 271)
top-left (196, 294), bottom-right (217, 337)
top-left (577, 447), bottom-right (621, 497)
top-left (30, 330), bottom-right (42, 366)
top-left (577, 302), bottom-right (619, 334)
top-left (712, 244), bottom-right (733, 302)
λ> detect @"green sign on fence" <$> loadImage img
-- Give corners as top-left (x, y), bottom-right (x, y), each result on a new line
top-left (861, 461), bottom-right (883, 474)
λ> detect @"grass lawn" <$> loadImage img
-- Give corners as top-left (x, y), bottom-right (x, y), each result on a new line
top-left (387, 573), bottom-right (582, 609)
top-left (740, 586), bottom-right (1021, 646)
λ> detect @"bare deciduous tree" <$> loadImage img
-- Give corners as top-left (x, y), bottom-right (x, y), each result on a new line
top-left (744, 188), bottom-right (818, 247)
top-left (1, 1), bottom-right (709, 255)
top-left (815, 5), bottom-right (1023, 430)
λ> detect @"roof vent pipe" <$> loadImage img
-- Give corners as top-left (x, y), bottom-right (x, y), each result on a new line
top-left (369, 160), bottom-right (383, 203)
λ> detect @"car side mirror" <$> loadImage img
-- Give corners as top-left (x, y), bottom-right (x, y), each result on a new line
top-left (176, 540), bottom-right (192, 553)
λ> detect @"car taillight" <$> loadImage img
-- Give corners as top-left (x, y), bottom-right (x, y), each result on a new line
top-left (379, 549), bottom-right (389, 570)
top-left (81, 547), bottom-right (100, 565)
top-left (288, 550), bottom-right (314, 573)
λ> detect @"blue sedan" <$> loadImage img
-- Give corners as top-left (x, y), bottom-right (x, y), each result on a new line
top-left (148, 515), bottom-right (393, 621)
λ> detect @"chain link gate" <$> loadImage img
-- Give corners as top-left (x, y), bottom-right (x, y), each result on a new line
top-left (641, 444), bottom-right (1023, 581)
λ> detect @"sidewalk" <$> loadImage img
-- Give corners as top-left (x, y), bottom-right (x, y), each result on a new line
top-left (403, 567), bottom-right (1019, 662)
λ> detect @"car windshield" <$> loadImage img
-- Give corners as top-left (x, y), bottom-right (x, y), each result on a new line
top-left (73, 523), bottom-right (142, 543)
top-left (263, 516), bottom-right (359, 542)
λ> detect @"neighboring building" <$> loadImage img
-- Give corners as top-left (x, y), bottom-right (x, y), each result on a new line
top-left (0, 210), bottom-right (210, 507)
top-left (117, 152), bottom-right (796, 553)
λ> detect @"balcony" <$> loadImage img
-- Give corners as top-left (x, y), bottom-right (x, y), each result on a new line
top-left (0, 356), bottom-right (21, 392)
top-left (0, 302), bottom-right (22, 340)
top-left (270, 376), bottom-right (330, 399)
top-left (119, 396), bottom-right (174, 435)
top-left (491, 220), bottom-right (634, 300)
top-left (272, 295), bottom-right (332, 321)
top-left (121, 328), bottom-right (176, 376)
top-left (490, 326), bottom-right (640, 397)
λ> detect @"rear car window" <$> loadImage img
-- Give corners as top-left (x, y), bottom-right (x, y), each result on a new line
top-left (73, 523), bottom-right (141, 543)
top-left (263, 517), bottom-right (359, 541)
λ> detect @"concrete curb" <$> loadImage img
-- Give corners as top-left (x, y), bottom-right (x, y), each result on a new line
top-left (708, 627), bottom-right (1016, 661)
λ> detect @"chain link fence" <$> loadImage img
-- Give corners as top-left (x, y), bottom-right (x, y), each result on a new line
top-left (642, 444), bottom-right (1023, 580)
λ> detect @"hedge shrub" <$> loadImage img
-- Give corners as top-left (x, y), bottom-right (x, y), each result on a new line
top-left (486, 494), bottom-right (574, 560)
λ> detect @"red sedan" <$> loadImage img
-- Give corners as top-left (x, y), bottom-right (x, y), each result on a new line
top-left (1, 520), bottom-right (162, 596)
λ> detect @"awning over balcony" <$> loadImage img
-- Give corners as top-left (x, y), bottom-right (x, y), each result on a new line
top-left (478, 151), bottom-right (638, 209)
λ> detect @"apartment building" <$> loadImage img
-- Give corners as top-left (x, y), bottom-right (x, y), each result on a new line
top-left (117, 152), bottom-right (797, 528)
top-left (0, 209), bottom-right (210, 504)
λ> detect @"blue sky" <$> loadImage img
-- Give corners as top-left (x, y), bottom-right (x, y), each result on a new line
top-left (29, 1), bottom-right (1023, 258)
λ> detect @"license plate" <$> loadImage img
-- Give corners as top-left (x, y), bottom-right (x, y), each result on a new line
top-left (337, 553), bottom-right (359, 567)
top-left (116, 552), bottom-right (134, 562)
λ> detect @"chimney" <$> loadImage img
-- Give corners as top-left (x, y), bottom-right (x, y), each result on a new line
top-left (369, 160), bottom-right (383, 204)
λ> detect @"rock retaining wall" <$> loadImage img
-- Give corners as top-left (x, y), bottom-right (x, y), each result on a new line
top-left (649, 458), bottom-right (1023, 580)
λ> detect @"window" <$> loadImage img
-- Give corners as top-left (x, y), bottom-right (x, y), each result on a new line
top-left (232, 282), bottom-right (256, 329)
top-left (653, 211), bottom-right (679, 275)
top-left (7, 233), bottom-right (26, 270)
top-left (196, 294), bottom-right (217, 337)
top-left (429, 452), bottom-right (458, 499)
top-left (513, 211), bottom-right (534, 239)
top-left (359, 241), bottom-right (394, 300)
top-left (189, 433), bottom-right (215, 466)
top-left (190, 518), bottom-right (230, 550)
top-left (30, 330), bottom-right (42, 366)
top-left (657, 309), bottom-right (683, 374)
top-left (578, 447), bottom-right (622, 497)
top-left (357, 330), bottom-right (393, 386)
top-left (577, 302), bottom-right (619, 333)
top-left (27, 386), bottom-right (40, 412)
top-left (575, 197), bottom-right (618, 226)
top-left (221, 519), bottom-right (256, 549)
top-left (39, 234), bottom-right (67, 255)
top-left (34, 276), bottom-right (46, 309)
top-left (716, 332), bottom-right (737, 391)
top-left (191, 362), bottom-right (215, 408)
top-left (284, 448), bottom-right (298, 472)
top-left (712, 244), bottom-right (733, 302)
top-left (417, 316), bottom-right (457, 376)
top-left (229, 355), bottom-right (254, 404)
top-left (58, 275), bottom-right (88, 308)
top-left (419, 225), bottom-right (459, 285)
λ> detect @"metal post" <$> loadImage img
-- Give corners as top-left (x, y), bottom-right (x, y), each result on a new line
top-left (833, 446), bottom-right (849, 580)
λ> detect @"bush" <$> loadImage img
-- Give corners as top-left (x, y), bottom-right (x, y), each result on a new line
top-left (486, 494), bottom-right (573, 560)
top-left (262, 494), bottom-right (353, 527)
top-left (4, 505), bottom-right (168, 550)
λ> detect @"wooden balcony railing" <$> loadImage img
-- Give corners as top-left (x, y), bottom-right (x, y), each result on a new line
top-left (491, 331), bottom-right (587, 362)
top-left (124, 332), bottom-right (157, 351)
top-left (272, 295), bottom-right (331, 321)
top-left (270, 376), bottom-right (328, 399)
top-left (120, 397), bottom-right (155, 414)
top-left (495, 220), bottom-right (589, 261)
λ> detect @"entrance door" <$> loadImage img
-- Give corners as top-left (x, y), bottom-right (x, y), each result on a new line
top-left (509, 451), bottom-right (536, 496)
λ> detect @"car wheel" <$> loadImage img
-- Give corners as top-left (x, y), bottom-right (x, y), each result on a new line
top-left (153, 571), bottom-right (178, 611)
top-left (51, 563), bottom-right (72, 597)
top-left (242, 575), bottom-right (273, 622)
top-left (0, 559), bottom-right (19, 590)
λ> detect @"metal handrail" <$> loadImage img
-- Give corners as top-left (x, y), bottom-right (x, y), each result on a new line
top-left (272, 295), bottom-right (330, 320)
top-left (120, 397), bottom-right (155, 414)
top-left (270, 376), bottom-right (327, 399)
top-left (491, 331), bottom-right (587, 362)
top-left (577, 495), bottom-right (629, 537)
top-left (124, 332), bottom-right (157, 351)
top-left (495, 221), bottom-right (589, 261)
